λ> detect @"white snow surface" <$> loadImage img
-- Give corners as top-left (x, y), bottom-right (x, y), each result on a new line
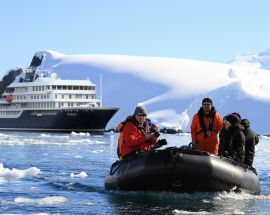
top-left (11, 50), bottom-right (270, 134)
top-left (35, 50), bottom-right (270, 100)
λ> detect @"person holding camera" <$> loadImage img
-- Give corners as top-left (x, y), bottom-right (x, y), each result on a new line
top-left (118, 105), bottom-right (167, 160)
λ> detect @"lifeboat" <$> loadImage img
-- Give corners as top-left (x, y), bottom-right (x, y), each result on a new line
top-left (105, 147), bottom-right (260, 194)
top-left (6, 95), bottom-right (13, 103)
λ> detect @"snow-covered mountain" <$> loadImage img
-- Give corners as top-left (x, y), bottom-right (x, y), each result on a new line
top-left (228, 49), bottom-right (270, 69)
top-left (4, 49), bottom-right (270, 134)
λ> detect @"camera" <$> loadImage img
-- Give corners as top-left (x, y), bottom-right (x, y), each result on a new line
top-left (149, 127), bottom-right (160, 138)
top-left (157, 139), bottom-right (167, 146)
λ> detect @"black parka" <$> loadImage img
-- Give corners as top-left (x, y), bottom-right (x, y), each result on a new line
top-left (241, 119), bottom-right (259, 167)
top-left (219, 125), bottom-right (245, 164)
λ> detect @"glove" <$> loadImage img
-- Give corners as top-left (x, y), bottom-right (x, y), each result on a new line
top-left (157, 139), bottom-right (167, 146)
top-left (152, 139), bottom-right (168, 149)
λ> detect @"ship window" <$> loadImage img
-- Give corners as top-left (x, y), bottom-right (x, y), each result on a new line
top-left (69, 95), bottom-right (72, 99)
top-left (42, 86), bottom-right (44, 91)
top-left (38, 86), bottom-right (41, 91)
top-left (80, 86), bottom-right (83, 90)
top-left (73, 86), bottom-right (79, 90)
top-left (55, 95), bottom-right (57, 99)
top-left (57, 86), bottom-right (61, 90)
top-left (63, 86), bottom-right (67, 90)
top-left (86, 95), bottom-right (88, 99)
top-left (84, 86), bottom-right (87, 90)
top-left (62, 95), bottom-right (64, 99)
top-left (68, 86), bottom-right (72, 90)
top-left (52, 86), bottom-right (56, 90)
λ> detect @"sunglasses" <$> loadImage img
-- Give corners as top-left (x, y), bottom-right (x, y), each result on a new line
top-left (137, 114), bottom-right (146, 117)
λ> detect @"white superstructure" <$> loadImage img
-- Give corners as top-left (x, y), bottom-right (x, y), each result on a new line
top-left (0, 68), bottom-right (101, 118)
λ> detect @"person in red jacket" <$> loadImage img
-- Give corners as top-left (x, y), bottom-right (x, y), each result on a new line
top-left (120, 106), bottom-right (158, 159)
top-left (190, 98), bottom-right (223, 155)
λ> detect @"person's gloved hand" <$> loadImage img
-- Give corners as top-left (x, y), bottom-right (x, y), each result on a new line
top-left (152, 139), bottom-right (167, 149)
top-left (157, 139), bottom-right (167, 146)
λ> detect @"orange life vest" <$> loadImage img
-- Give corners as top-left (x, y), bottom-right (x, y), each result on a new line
top-left (191, 108), bottom-right (223, 155)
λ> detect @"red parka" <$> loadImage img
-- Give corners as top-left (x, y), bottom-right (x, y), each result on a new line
top-left (120, 119), bottom-right (156, 158)
top-left (191, 108), bottom-right (223, 155)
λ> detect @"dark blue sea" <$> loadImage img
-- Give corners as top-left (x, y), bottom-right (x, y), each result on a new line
top-left (0, 132), bottom-right (269, 214)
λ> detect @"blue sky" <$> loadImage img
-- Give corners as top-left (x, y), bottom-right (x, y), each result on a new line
top-left (0, 0), bottom-right (270, 77)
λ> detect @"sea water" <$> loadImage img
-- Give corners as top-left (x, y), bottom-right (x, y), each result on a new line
top-left (0, 131), bottom-right (269, 214)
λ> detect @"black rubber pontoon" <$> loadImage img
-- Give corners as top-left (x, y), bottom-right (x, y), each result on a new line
top-left (105, 147), bottom-right (260, 194)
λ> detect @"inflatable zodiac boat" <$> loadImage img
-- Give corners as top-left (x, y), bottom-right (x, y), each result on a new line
top-left (105, 147), bottom-right (260, 194)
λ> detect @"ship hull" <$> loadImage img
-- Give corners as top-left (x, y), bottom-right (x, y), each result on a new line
top-left (0, 108), bottom-right (118, 132)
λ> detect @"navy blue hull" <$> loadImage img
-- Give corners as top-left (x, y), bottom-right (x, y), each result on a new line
top-left (0, 108), bottom-right (118, 132)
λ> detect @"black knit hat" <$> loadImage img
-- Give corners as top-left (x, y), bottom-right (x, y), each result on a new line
top-left (232, 112), bottom-right (241, 120)
top-left (225, 113), bottom-right (240, 125)
top-left (133, 106), bottom-right (147, 116)
top-left (202, 98), bottom-right (213, 105)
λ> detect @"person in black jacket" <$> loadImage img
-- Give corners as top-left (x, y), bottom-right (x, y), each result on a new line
top-left (218, 113), bottom-right (245, 164)
top-left (241, 119), bottom-right (259, 167)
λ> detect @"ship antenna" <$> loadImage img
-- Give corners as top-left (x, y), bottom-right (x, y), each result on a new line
top-left (100, 73), bottom-right (103, 107)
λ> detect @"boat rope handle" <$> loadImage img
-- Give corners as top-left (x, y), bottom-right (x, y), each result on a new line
top-left (170, 148), bottom-right (180, 161)
top-left (110, 160), bottom-right (121, 175)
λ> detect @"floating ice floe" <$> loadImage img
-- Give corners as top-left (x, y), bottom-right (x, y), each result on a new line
top-left (70, 131), bottom-right (90, 136)
top-left (0, 163), bottom-right (40, 182)
top-left (70, 171), bottom-right (88, 178)
top-left (15, 196), bottom-right (68, 205)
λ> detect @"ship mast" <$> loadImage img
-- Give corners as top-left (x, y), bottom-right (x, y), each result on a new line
top-left (100, 73), bottom-right (103, 107)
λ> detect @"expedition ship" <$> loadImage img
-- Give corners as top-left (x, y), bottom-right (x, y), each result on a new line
top-left (0, 67), bottom-right (118, 132)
